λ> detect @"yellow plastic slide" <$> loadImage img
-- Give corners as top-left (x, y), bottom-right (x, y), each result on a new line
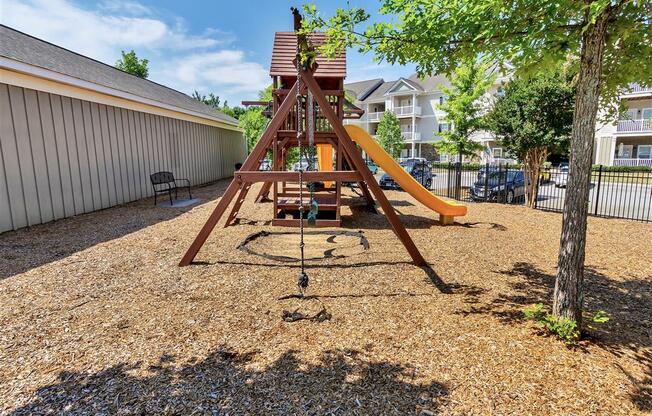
top-left (344, 124), bottom-right (467, 222)
top-left (316, 143), bottom-right (334, 188)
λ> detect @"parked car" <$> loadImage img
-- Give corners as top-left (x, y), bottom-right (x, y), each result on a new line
top-left (259, 159), bottom-right (272, 171)
top-left (470, 169), bottom-right (525, 203)
top-left (292, 157), bottom-right (314, 172)
top-left (554, 164), bottom-right (570, 187)
top-left (366, 159), bottom-right (379, 175)
top-left (399, 157), bottom-right (427, 164)
top-left (379, 161), bottom-right (433, 190)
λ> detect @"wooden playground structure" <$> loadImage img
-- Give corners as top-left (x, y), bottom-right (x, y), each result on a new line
top-left (179, 9), bottom-right (426, 268)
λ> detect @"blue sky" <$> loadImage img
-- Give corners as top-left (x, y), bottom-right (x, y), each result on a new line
top-left (2, 0), bottom-right (416, 105)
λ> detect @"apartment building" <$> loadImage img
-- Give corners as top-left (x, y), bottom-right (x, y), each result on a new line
top-left (347, 69), bottom-right (650, 167)
top-left (594, 84), bottom-right (652, 167)
top-left (344, 72), bottom-right (510, 162)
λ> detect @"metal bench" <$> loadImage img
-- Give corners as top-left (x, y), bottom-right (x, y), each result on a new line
top-left (150, 171), bottom-right (191, 205)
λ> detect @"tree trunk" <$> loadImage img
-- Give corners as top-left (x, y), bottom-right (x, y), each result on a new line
top-left (523, 147), bottom-right (547, 208)
top-left (553, 15), bottom-right (608, 329)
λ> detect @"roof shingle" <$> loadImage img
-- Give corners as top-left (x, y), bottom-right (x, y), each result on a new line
top-left (270, 32), bottom-right (345, 78)
top-left (0, 25), bottom-right (238, 126)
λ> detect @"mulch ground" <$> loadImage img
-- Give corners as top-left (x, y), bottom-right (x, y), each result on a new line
top-left (1, 179), bottom-right (650, 415)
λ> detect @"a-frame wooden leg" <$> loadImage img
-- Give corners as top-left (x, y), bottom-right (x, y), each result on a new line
top-left (342, 148), bottom-right (376, 211)
top-left (224, 183), bottom-right (252, 227)
top-left (301, 70), bottom-right (426, 266)
top-left (358, 181), bottom-right (377, 212)
top-left (255, 181), bottom-right (273, 202)
top-left (179, 82), bottom-right (299, 266)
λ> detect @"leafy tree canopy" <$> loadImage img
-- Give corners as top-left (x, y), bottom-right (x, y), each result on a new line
top-left (485, 69), bottom-right (575, 206)
top-left (301, 0), bottom-right (651, 115)
top-left (239, 107), bottom-right (268, 152)
top-left (485, 70), bottom-right (575, 161)
top-left (434, 59), bottom-right (494, 157)
top-left (115, 50), bottom-right (149, 79)
top-left (376, 111), bottom-right (404, 158)
top-left (192, 92), bottom-right (246, 119)
top-left (192, 91), bottom-right (221, 109)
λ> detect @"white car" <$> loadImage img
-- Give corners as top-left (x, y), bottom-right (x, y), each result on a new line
top-left (554, 165), bottom-right (569, 188)
top-left (292, 160), bottom-right (310, 171)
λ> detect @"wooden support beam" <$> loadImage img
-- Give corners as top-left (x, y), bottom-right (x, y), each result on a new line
top-left (179, 81), bottom-right (299, 266)
top-left (236, 170), bottom-right (362, 183)
top-left (300, 70), bottom-right (426, 266)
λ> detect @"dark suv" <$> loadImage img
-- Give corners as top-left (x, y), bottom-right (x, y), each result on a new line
top-left (379, 161), bottom-right (433, 190)
top-left (470, 170), bottom-right (525, 203)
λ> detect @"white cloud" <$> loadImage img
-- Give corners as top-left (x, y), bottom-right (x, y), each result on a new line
top-left (159, 51), bottom-right (269, 100)
top-left (98, 0), bottom-right (152, 16)
top-left (1, 0), bottom-right (267, 103)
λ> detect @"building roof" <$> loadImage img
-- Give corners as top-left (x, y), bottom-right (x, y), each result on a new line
top-left (344, 73), bottom-right (455, 104)
top-left (407, 73), bottom-right (451, 92)
top-left (0, 25), bottom-right (239, 126)
top-left (270, 32), bottom-right (346, 78)
top-left (360, 80), bottom-right (396, 102)
top-left (344, 78), bottom-right (384, 101)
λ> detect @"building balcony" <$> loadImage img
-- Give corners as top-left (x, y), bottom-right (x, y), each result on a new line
top-left (622, 83), bottom-right (652, 97)
top-left (401, 131), bottom-right (421, 141)
top-left (613, 158), bottom-right (652, 167)
top-left (616, 119), bottom-right (652, 134)
top-left (367, 112), bottom-right (383, 122)
top-left (394, 106), bottom-right (422, 117)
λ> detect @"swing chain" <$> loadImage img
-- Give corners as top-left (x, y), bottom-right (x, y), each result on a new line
top-left (296, 53), bottom-right (309, 296)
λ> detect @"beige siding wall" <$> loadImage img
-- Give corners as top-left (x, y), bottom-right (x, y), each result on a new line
top-left (594, 136), bottom-right (614, 165)
top-left (0, 83), bottom-right (246, 232)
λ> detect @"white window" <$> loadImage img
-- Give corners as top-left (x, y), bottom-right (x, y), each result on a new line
top-left (492, 147), bottom-right (503, 158)
top-left (638, 145), bottom-right (652, 159)
top-left (438, 123), bottom-right (450, 132)
top-left (625, 109), bottom-right (637, 120)
top-left (496, 87), bottom-right (505, 97)
top-left (439, 96), bottom-right (445, 105)
top-left (642, 108), bottom-right (652, 120)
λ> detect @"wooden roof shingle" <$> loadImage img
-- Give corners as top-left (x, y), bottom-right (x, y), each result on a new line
top-left (270, 32), bottom-right (346, 78)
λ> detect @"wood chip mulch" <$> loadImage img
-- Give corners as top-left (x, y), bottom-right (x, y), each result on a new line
top-left (1, 179), bottom-right (650, 415)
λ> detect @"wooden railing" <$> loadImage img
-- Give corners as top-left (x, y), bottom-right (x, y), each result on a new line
top-left (278, 94), bottom-right (340, 132)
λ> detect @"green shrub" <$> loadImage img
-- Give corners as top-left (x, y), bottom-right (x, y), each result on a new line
top-left (523, 304), bottom-right (610, 345)
top-left (524, 304), bottom-right (579, 344)
top-left (592, 164), bottom-right (652, 172)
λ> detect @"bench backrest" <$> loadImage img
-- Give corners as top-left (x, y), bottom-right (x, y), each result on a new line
top-left (150, 171), bottom-right (175, 185)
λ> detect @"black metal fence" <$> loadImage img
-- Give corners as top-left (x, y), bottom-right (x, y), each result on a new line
top-left (426, 162), bottom-right (652, 222)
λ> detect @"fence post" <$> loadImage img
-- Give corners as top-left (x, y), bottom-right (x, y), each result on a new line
top-left (484, 162), bottom-right (490, 202)
top-left (447, 162), bottom-right (452, 198)
top-left (504, 163), bottom-right (509, 203)
top-left (594, 165), bottom-right (603, 216)
top-left (455, 161), bottom-right (462, 200)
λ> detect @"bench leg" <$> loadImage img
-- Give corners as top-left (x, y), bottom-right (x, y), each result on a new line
top-left (154, 193), bottom-right (157, 206)
top-left (187, 186), bottom-right (192, 200)
top-left (169, 189), bottom-right (173, 205)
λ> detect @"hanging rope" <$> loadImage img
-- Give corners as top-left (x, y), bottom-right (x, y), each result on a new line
top-left (296, 54), bottom-right (309, 297)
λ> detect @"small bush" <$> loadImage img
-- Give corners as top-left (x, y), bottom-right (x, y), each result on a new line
top-left (524, 304), bottom-right (580, 344)
top-left (523, 305), bottom-right (610, 345)
top-left (592, 164), bottom-right (652, 172)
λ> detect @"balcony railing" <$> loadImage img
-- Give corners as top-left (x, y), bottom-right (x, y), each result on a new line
top-left (401, 131), bottom-right (421, 141)
top-left (623, 83), bottom-right (652, 95)
top-left (616, 119), bottom-right (652, 133)
top-left (613, 158), bottom-right (652, 167)
top-left (367, 111), bottom-right (383, 122)
top-left (394, 106), bottom-right (422, 117)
